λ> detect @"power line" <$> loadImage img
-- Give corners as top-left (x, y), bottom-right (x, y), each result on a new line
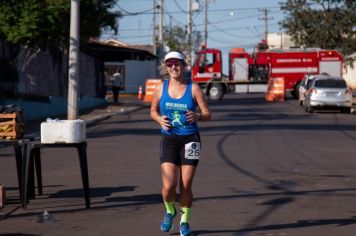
top-left (112, 2), bottom-right (284, 49)
top-left (118, 6), bottom-right (281, 16)
top-left (208, 35), bottom-right (256, 47)
top-left (164, 10), bottom-right (186, 26)
top-left (117, 22), bottom-right (278, 33)
top-left (207, 6), bottom-right (280, 12)
top-left (111, 33), bottom-right (153, 39)
top-left (118, 27), bottom-right (152, 32)
top-left (194, 9), bottom-right (282, 26)
top-left (115, 3), bottom-right (154, 16)
top-left (205, 13), bottom-right (262, 26)
top-left (258, 8), bottom-right (274, 41)
top-left (208, 20), bottom-right (258, 39)
top-left (173, 0), bottom-right (188, 14)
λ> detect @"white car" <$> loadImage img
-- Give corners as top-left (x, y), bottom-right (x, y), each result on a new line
top-left (298, 74), bottom-right (329, 106)
top-left (303, 76), bottom-right (352, 113)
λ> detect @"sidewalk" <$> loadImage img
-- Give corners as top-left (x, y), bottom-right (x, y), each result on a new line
top-left (24, 95), bottom-right (149, 137)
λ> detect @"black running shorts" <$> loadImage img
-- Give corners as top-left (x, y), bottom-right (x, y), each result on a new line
top-left (160, 134), bottom-right (201, 166)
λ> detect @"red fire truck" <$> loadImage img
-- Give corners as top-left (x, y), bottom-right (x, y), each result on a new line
top-left (191, 46), bottom-right (343, 100)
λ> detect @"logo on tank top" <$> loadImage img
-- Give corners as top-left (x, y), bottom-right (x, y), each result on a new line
top-left (172, 111), bottom-right (185, 127)
top-left (165, 102), bottom-right (187, 110)
top-left (165, 102), bottom-right (187, 128)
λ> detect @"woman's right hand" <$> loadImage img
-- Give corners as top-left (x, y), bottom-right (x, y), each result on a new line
top-left (160, 116), bottom-right (171, 130)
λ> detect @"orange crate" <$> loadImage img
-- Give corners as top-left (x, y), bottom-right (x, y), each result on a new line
top-left (0, 113), bottom-right (24, 139)
top-left (0, 185), bottom-right (5, 207)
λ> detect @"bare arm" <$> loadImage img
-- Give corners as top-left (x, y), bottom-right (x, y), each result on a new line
top-left (186, 83), bottom-right (211, 123)
top-left (150, 83), bottom-right (171, 130)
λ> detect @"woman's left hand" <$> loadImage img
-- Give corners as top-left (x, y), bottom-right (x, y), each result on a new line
top-left (186, 110), bottom-right (200, 124)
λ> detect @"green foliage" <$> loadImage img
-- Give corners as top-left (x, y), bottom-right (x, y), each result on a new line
top-left (165, 26), bottom-right (187, 52)
top-left (0, 0), bottom-right (121, 52)
top-left (164, 26), bottom-right (201, 53)
top-left (279, 0), bottom-right (356, 59)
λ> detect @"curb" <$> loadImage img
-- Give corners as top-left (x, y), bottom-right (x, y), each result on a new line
top-left (85, 106), bottom-right (144, 126)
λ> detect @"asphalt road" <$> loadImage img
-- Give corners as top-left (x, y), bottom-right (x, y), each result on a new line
top-left (1, 93), bottom-right (356, 236)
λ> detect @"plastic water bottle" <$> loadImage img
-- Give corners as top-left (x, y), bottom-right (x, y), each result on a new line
top-left (38, 210), bottom-right (50, 223)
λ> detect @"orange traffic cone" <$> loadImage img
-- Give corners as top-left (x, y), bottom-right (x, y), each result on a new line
top-left (138, 86), bottom-right (143, 100)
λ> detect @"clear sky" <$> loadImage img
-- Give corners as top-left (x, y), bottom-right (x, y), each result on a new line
top-left (103, 0), bottom-right (287, 72)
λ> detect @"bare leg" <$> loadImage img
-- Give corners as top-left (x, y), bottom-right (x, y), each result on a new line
top-left (161, 162), bottom-right (179, 202)
top-left (179, 165), bottom-right (197, 207)
top-left (160, 163), bottom-right (179, 232)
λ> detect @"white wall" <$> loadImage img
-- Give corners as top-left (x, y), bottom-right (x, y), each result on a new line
top-left (344, 61), bottom-right (356, 90)
top-left (124, 60), bottom-right (157, 93)
top-left (268, 32), bottom-right (296, 49)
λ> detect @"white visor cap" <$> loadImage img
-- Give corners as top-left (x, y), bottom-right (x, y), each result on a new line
top-left (164, 51), bottom-right (185, 61)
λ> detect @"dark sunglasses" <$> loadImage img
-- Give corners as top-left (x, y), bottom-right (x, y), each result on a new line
top-left (166, 61), bottom-right (181, 68)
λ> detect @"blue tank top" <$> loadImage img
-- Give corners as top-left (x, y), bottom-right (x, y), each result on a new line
top-left (159, 80), bottom-right (199, 135)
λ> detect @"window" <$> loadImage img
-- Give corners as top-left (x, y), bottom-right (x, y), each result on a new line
top-left (314, 79), bottom-right (346, 88)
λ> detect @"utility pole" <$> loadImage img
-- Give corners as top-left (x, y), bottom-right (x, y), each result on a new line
top-left (187, 0), bottom-right (192, 67)
top-left (155, 0), bottom-right (163, 59)
top-left (67, 0), bottom-right (80, 120)
top-left (204, 0), bottom-right (208, 47)
top-left (258, 9), bottom-right (273, 43)
top-left (153, 0), bottom-right (156, 55)
top-left (159, 0), bottom-right (163, 44)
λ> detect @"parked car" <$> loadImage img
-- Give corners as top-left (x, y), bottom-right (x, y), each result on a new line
top-left (303, 76), bottom-right (352, 113)
top-left (298, 74), bottom-right (329, 106)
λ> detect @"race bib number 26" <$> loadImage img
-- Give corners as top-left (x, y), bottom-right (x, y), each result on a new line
top-left (184, 142), bottom-right (200, 160)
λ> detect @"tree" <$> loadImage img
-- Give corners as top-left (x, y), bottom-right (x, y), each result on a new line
top-left (164, 26), bottom-right (187, 52)
top-left (163, 25), bottom-right (202, 54)
top-left (0, 0), bottom-right (121, 52)
top-left (279, 0), bottom-right (356, 59)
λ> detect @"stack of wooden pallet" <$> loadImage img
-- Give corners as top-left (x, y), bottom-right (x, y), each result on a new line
top-left (0, 109), bottom-right (24, 140)
top-left (0, 185), bottom-right (5, 207)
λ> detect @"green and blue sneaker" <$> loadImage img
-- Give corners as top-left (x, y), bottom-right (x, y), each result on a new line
top-left (160, 209), bottom-right (176, 232)
top-left (179, 222), bottom-right (193, 236)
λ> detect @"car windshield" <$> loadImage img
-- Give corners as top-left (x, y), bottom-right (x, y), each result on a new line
top-left (314, 79), bottom-right (346, 88)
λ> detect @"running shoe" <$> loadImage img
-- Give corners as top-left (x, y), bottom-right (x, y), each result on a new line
top-left (160, 209), bottom-right (176, 232)
top-left (179, 223), bottom-right (193, 236)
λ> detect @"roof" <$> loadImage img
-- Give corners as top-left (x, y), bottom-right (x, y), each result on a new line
top-left (84, 38), bottom-right (157, 61)
top-left (130, 44), bottom-right (155, 55)
top-left (103, 39), bottom-right (128, 47)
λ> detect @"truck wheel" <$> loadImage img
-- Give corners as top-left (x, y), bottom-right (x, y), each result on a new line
top-left (290, 84), bottom-right (300, 99)
top-left (294, 81), bottom-right (301, 99)
top-left (290, 90), bottom-right (297, 99)
top-left (341, 107), bottom-right (351, 114)
top-left (208, 83), bottom-right (224, 100)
